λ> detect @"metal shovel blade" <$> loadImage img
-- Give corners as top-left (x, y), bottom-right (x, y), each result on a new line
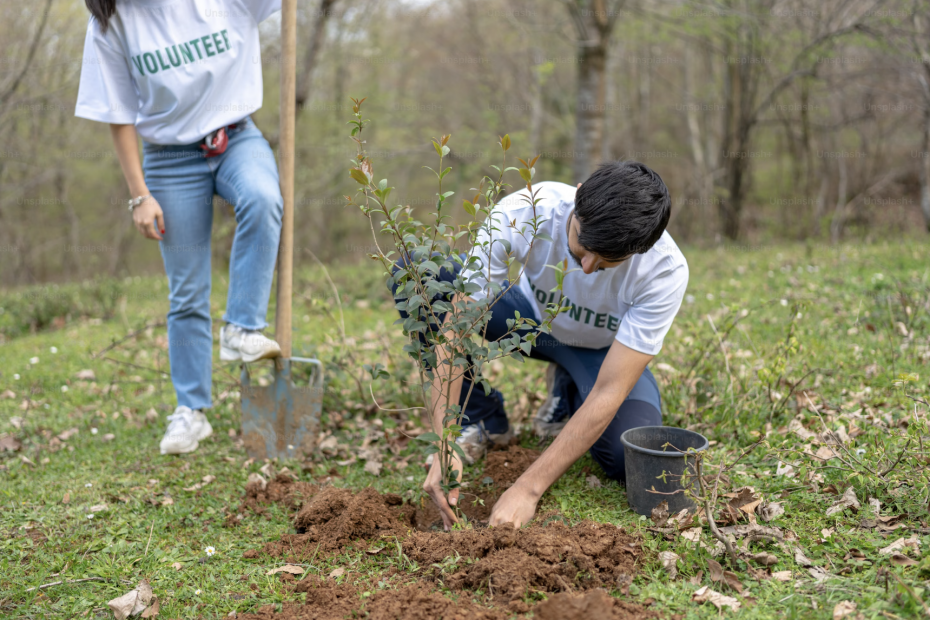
top-left (240, 357), bottom-right (323, 460)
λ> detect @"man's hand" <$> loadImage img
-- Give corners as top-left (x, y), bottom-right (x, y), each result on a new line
top-left (423, 451), bottom-right (463, 531)
top-left (133, 197), bottom-right (165, 240)
top-left (489, 483), bottom-right (539, 529)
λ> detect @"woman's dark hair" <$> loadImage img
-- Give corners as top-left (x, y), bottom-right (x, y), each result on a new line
top-left (574, 160), bottom-right (672, 261)
top-left (85, 0), bottom-right (117, 33)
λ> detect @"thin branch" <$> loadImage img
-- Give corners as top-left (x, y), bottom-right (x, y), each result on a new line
top-left (92, 322), bottom-right (167, 359)
top-left (25, 577), bottom-right (106, 593)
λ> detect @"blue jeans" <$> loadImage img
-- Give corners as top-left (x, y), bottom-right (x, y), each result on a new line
top-left (391, 257), bottom-right (662, 482)
top-left (142, 117), bottom-right (283, 410)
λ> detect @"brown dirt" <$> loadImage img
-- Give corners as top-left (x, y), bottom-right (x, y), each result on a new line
top-left (403, 520), bottom-right (642, 602)
top-left (243, 486), bottom-right (415, 558)
top-left (414, 445), bottom-right (541, 530)
top-left (230, 473), bottom-right (319, 525)
top-left (236, 580), bottom-right (507, 620)
top-left (233, 446), bottom-right (658, 620)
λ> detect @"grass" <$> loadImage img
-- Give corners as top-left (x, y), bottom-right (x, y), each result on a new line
top-left (1, 240), bottom-right (929, 619)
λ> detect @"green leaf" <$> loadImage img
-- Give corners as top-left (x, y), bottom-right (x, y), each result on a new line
top-left (433, 141), bottom-right (442, 156)
top-left (417, 432), bottom-right (441, 443)
top-left (518, 168), bottom-right (532, 183)
top-left (463, 200), bottom-right (476, 216)
top-left (350, 168), bottom-right (369, 185)
top-left (500, 134), bottom-right (511, 151)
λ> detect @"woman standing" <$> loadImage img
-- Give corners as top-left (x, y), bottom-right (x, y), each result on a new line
top-left (75, 0), bottom-right (286, 455)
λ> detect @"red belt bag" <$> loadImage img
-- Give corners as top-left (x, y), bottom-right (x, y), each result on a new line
top-left (200, 122), bottom-right (240, 158)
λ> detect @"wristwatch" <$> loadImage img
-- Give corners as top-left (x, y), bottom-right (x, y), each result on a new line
top-left (128, 195), bottom-right (152, 212)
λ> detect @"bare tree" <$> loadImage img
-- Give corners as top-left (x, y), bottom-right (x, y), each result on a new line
top-left (563, 0), bottom-right (625, 182)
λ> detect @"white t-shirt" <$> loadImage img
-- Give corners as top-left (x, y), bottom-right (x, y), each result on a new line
top-left (75, 0), bottom-right (281, 145)
top-left (463, 181), bottom-right (689, 355)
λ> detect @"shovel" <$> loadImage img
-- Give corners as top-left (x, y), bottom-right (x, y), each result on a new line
top-left (240, 0), bottom-right (323, 461)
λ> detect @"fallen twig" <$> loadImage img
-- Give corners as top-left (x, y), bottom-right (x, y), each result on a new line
top-left (25, 577), bottom-right (106, 592)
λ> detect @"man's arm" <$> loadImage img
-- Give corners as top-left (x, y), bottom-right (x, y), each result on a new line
top-left (488, 340), bottom-right (653, 527)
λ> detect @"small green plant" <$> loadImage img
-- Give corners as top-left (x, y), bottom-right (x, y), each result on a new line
top-left (344, 97), bottom-right (568, 519)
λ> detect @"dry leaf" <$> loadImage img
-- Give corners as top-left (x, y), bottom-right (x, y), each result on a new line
top-left (889, 553), bottom-right (918, 566)
top-left (57, 428), bottom-right (79, 441)
top-left (366, 546), bottom-right (385, 555)
top-left (794, 548), bottom-right (814, 567)
top-left (107, 580), bottom-right (153, 620)
top-left (659, 551), bottom-right (679, 579)
top-left (681, 527), bottom-right (702, 543)
top-left (328, 567), bottom-right (345, 579)
top-left (160, 496), bottom-right (173, 507)
top-left (750, 552), bottom-right (777, 566)
top-left (771, 570), bottom-right (792, 581)
top-left (0, 434), bottom-right (21, 452)
top-left (692, 586), bottom-right (740, 612)
top-left (363, 460), bottom-right (383, 476)
top-left (879, 537), bottom-right (921, 555)
top-left (718, 523), bottom-right (784, 540)
top-left (788, 417), bottom-right (818, 441)
top-left (707, 559), bottom-right (725, 582)
top-left (868, 497), bottom-right (881, 514)
top-left (1, 389), bottom-right (15, 399)
top-left (102, 433), bottom-right (115, 442)
top-left (833, 600), bottom-right (856, 620)
top-left (808, 566), bottom-right (830, 582)
top-left (246, 472), bottom-right (267, 492)
top-left (171, 562), bottom-right (182, 571)
top-left (585, 474), bottom-right (602, 489)
top-left (825, 487), bottom-right (860, 517)
top-left (75, 369), bottom-right (96, 380)
top-left (140, 596), bottom-right (159, 618)
top-left (651, 500), bottom-right (670, 527)
top-left (813, 445), bottom-right (838, 461)
top-left (759, 502), bottom-right (784, 522)
top-left (259, 463), bottom-right (277, 479)
top-left (89, 504), bottom-right (108, 513)
top-left (62, 492), bottom-right (70, 504)
top-left (775, 461), bottom-right (795, 477)
top-left (266, 564), bottom-right (305, 576)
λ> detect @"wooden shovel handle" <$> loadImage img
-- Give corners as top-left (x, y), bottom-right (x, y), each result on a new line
top-left (275, 0), bottom-right (297, 358)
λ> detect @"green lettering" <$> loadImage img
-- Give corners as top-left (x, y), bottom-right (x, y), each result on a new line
top-left (202, 35), bottom-right (215, 56)
top-left (165, 45), bottom-right (181, 67)
top-left (212, 32), bottom-right (225, 53)
top-left (155, 49), bottom-right (170, 70)
top-left (583, 308), bottom-right (595, 324)
top-left (221, 29), bottom-right (230, 50)
top-left (190, 38), bottom-right (203, 59)
top-left (568, 302), bottom-right (582, 321)
top-left (142, 52), bottom-right (158, 73)
top-left (535, 289), bottom-right (546, 304)
top-left (594, 313), bottom-right (606, 328)
top-left (607, 315), bottom-right (619, 331)
top-left (131, 55), bottom-right (145, 75)
top-left (178, 43), bottom-right (194, 64)
top-left (547, 292), bottom-right (555, 306)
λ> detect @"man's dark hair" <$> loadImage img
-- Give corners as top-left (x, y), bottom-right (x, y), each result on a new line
top-left (85, 0), bottom-right (116, 33)
top-left (573, 161), bottom-right (671, 261)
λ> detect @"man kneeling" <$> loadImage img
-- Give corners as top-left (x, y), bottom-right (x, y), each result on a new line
top-left (393, 161), bottom-right (689, 529)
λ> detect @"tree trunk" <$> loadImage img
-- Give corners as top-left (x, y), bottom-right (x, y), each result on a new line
top-left (295, 0), bottom-right (338, 114)
top-left (569, 0), bottom-right (620, 183)
top-left (573, 39), bottom-right (608, 182)
top-left (921, 98), bottom-right (930, 231)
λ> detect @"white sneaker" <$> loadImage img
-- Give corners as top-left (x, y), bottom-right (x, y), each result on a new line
top-left (425, 421), bottom-right (513, 467)
top-left (160, 406), bottom-right (213, 455)
top-left (219, 324), bottom-right (282, 362)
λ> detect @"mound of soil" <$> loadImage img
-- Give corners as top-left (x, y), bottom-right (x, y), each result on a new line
top-left (413, 445), bottom-right (541, 530)
top-left (403, 520), bottom-right (641, 602)
top-left (231, 473), bottom-right (319, 523)
top-left (237, 580), bottom-right (507, 620)
top-left (244, 487), bottom-right (415, 558)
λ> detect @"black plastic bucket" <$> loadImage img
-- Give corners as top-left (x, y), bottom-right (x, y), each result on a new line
top-left (620, 426), bottom-right (709, 516)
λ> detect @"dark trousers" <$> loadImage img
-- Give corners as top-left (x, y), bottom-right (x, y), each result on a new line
top-left (391, 259), bottom-right (662, 483)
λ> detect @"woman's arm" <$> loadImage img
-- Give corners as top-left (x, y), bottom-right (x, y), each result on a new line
top-left (109, 123), bottom-right (164, 240)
